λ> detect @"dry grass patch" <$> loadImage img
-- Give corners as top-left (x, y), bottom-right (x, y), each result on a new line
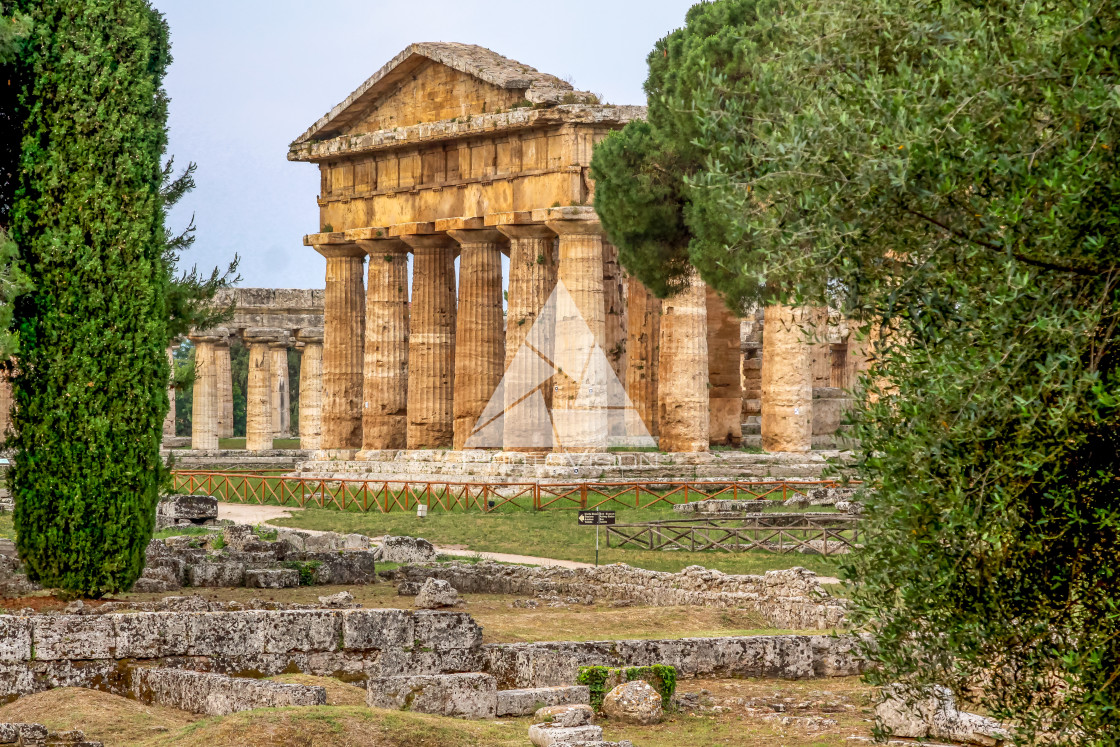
top-left (0, 687), bottom-right (199, 744)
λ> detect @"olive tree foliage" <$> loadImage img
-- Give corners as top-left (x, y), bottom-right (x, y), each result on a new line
top-left (608, 0), bottom-right (1120, 742)
top-left (0, 3), bottom-right (31, 358)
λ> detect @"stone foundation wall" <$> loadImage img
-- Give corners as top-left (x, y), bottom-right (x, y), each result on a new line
top-left (129, 667), bottom-right (327, 716)
top-left (0, 608), bottom-right (482, 702)
top-left (482, 634), bottom-right (867, 689)
top-left (389, 562), bottom-right (848, 629)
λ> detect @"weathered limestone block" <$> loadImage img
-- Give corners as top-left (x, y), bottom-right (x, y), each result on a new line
top-left (498, 685), bottom-right (590, 717)
top-left (497, 222), bottom-right (557, 451)
top-left (761, 304), bottom-right (813, 452)
top-left (375, 535), bottom-right (436, 564)
top-left (404, 234), bottom-right (457, 448)
top-left (301, 551), bottom-right (378, 585)
top-left (114, 612), bottom-right (191, 659)
top-left (341, 609), bottom-right (416, 651)
top-left (602, 679), bottom-right (662, 725)
top-left (188, 562), bottom-right (246, 588)
top-left (244, 569), bottom-right (300, 589)
top-left (31, 616), bottom-right (116, 661)
top-left (532, 702), bottom-right (594, 725)
top-left (706, 286), bottom-right (742, 447)
top-left (366, 672), bottom-right (497, 718)
top-left (876, 684), bottom-right (1010, 746)
top-left (130, 667), bottom-right (326, 716)
top-left (155, 493), bottom-right (218, 529)
top-left (357, 239), bottom-right (409, 451)
top-left (296, 327), bottom-right (324, 450)
top-left (658, 271), bottom-right (709, 452)
top-left (0, 616), bottom-right (32, 663)
top-left (414, 578), bottom-right (462, 609)
top-left (625, 277), bottom-right (660, 437)
top-left (449, 229), bottom-right (506, 450)
top-left (317, 243), bottom-right (367, 450)
top-left (269, 339), bottom-right (292, 438)
top-left (0, 724), bottom-right (48, 745)
top-left (528, 723), bottom-right (603, 747)
top-left (542, 208), bottom-right (608, 451)
top-left (812, 387), bottom-right (845, 436)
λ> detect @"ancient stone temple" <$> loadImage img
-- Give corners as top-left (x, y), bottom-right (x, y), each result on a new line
top-left (283, 42), bottom-right (853, 456)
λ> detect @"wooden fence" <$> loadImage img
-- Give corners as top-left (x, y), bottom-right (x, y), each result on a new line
top-left (169, 471), bottom-right (852, 514)
top-left (604, 513), bottom-right (861, 555)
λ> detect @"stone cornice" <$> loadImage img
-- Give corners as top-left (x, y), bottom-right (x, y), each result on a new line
top-left (287, 104), bottom-right (647, 163)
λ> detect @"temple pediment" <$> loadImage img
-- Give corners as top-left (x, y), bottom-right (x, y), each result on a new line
top-left (292, 42), bottom-right (597, 144)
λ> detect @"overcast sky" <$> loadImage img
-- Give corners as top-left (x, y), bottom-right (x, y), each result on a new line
top-left (152, 0), bottom-right (696, 290)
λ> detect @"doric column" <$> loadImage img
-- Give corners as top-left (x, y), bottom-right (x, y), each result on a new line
top-left (244, 328), bottom-right (282, 452)
top-left (269, 337), bottom-right (291, 438)
top-left (658, 271), bottom-right (709, 452)
top-left (603, 241), bottom-right (627, 383)
top-left (188, 330), bottom-right (224, 450)
top-left (315, 243), bottom-right (366, 450)
top-left (0, 369), bottom-right (13, 444)
top-left (541, 207), bottom-right (608, 451)
top-left (447, 227), bottom-right (506, 450)
top-left (625, 276), bottom-right (660, 438)
top-left (809, 307), bottom-right (843, 437)
top-left (400, 232), bottom-right (456, 449)
top-left (215, 339), bottom-right (234, 439)
top-left (355, 238), bottom-right (410, 452)
top-left (162, 345), bottom-right (177, 440)
top-left (296, 327), bottom-right (324, 450)
top-left (706, 285), bottom-right (743, 446)
top-left (496, 220), bottom-right (557, 451)
top-left (761, 304), bottom-right (813, 452)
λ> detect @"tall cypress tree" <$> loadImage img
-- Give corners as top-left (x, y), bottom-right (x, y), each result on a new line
top-left (10, 0), bottom-right (171, 596)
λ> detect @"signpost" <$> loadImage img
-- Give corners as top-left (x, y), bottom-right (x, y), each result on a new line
top-left (578, 510), bottom-right (616, 566)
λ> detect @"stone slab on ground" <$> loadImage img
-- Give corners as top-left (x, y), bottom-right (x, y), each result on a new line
top-left (155, 494), bottom-right (218, 529)
top-left (375, 535), bottom-right (437, 563)
top-left (414, 578), bottom-right (461, 608)
top-left (602, 680), bottom-right (662, 725)
top-left (876, 684), bottom-right (1010, 746)
top-left (528, 723), bottom-right (604, 747)
top-left (496, 685), bottom-right (589, 717)
top-left (244, 568), bottom-right (300, 589)
top-left (366, 672), bottom-right (497, 718)
top-left (130, 666), bottom-right (326, 716)
top-left (0, 723), bottom-right (102, 747)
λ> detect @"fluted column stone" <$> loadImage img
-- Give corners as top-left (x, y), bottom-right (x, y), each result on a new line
top-left (244, 328), bottom-right (283, 452)
top-left (497, 222), bottom-right (558, 451)
top-left (163, 345), bottom-right (177, 440)
top-left (658, 272), bottom-right (709, 452)
top-left (402, 234), bottom-right (457, 449)
top-left (0, 369), bottom-right (14, 443)
top-left (761, 304), bottom-right (813, 452)
top-left (625, 277), bottom-right (660, 438)
top-left (706, 285), bottom-right (743, 446)
top-left (296, 327), bottom-right (324, 450)
top-left (356, 239), bottom-right (410, 452)
top-left (188, 330), bottom-right (224, 450)
top-left (216, 340), bottom-right (234, 439)
top-left (316, 244), bottom-right (366, 451)
top-left (270, 338), bottom-right (291, 438)
top-left (542, 207), bottom-right (608, 451)
top-left (448, 229), bottom-right (506, 450)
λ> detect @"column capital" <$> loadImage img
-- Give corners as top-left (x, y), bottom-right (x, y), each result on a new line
top-left (398, 232), bottom-right (457, 252)
top-left (243, 327), bottom-right (286, 345)
top-left (295, 326), bottom-right (324, 344)
top-left (495, 223), bottom-right (556, 241)
top-left (533, 206), bottom-right (602, 236)
top-left (446, 228), bottom-right (507, 246)
top-left (188, 327), bottom-right (228, 344)
top-left (355, 237), bottom-right (409, 257)
top-left (314, 242), bottom-right (366, 259)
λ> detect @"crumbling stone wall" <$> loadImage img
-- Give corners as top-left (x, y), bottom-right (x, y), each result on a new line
top-left (389, 561), bottom-right (849, 629)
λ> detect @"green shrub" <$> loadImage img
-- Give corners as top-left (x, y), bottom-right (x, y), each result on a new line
top-left (577, 664), bottom-right (677, 711)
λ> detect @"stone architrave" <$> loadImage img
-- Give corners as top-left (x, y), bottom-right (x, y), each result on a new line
top-left (761, 304), bottom-right (813, 452)
top-left (401, 232), bottom-right (457, 449)
top-left (162, 345), bottom-right (177, 440)
top-left (540, 207), bottom-right (608, 451)
top-left (355, 237), bottom-right (410, 452)
top-left (296, 327), bottom-right (324, 450)
top-left (706, 285), bottom-right (743, 447)
top-left (269, 338), bottom-right (292, 439)
top-left (188, 330), bottom-right (226, 450)
top-left (447, 226), bottom-right (506, 450)
top-left (658, 271), bottom-right (709, 452)
top-left (625, 277), bottom-right (660, 438)
top-left (215, 340), bottom-right (234, 439)
top-left (495, 218), bottom-right (558, 451)
top-left (315, 243), bottom-right (366, 451)
top-left (244, 328), bottom-right (284, 452)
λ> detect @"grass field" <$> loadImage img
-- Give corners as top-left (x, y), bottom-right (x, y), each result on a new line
top-left (216, 438), bottom-right (302, 450)
top-left (273, 505), bottom-right (846, 577)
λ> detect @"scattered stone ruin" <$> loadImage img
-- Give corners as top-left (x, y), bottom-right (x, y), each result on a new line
top-left (0, 724), bottom-right (101, 747)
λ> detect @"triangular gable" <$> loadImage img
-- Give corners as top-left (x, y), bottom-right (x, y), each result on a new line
top-left (292, 42), bottom-right (595, 144)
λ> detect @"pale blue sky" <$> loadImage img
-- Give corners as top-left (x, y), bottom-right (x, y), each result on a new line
top-left (152, 0), bottom-right (696, 289)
